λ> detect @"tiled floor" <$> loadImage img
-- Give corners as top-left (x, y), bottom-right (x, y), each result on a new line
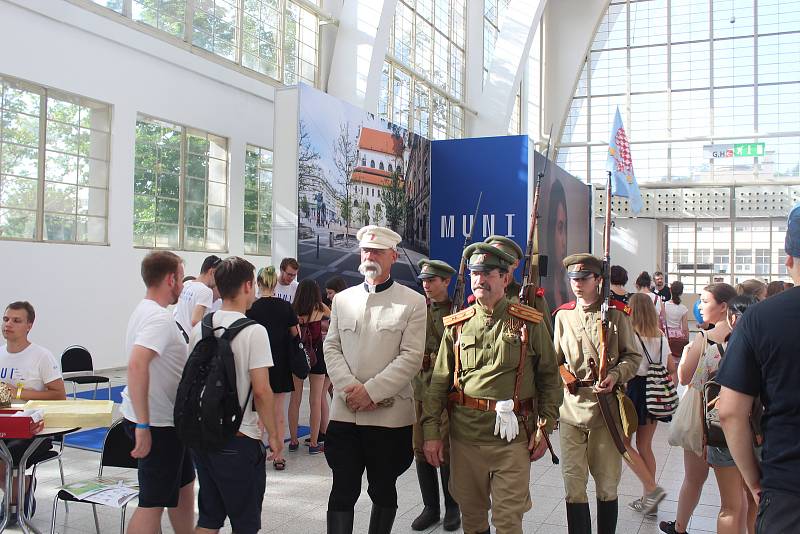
top-left (6, 372), bottom-right (723, 534)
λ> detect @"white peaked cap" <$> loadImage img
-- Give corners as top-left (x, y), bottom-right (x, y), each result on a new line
top-left (356, 225), bottom-right (402, 250)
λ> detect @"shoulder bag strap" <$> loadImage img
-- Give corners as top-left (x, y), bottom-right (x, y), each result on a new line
top-left (513, 325), bottom-right (527, 404)
top-left (453, 324), bottom-right (463, 391)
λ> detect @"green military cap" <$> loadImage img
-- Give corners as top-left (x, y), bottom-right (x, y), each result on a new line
top-left (417, 259), bottom-right (456, 280)
top-left (484, 235), bottom-right (523, 261)
top-left (563, 253), bottom-right (603, 279)
top-left (463, 242), bottom-right (515, 272)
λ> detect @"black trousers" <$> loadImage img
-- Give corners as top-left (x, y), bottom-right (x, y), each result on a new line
top-left (325, 421), bottom-right (414, 511)
top-left (756, 489), bottom-right (800, 534)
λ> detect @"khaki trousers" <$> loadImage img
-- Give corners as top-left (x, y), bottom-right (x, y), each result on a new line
top-left (413, 401), bottom-right (450, 462)
top-left (559, 421), bottom-right (622, 503)
top-left (449, 437), bottom-right (532, 534)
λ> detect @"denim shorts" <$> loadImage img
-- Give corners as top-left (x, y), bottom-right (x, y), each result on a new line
top-left (707, 445), bottom-right (736, 467)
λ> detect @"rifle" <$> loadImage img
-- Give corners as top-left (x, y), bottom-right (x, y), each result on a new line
top-left (593, 170), bottom-right (629, 460)
top-left (599, 171), bottom-right (613, 382)
top-left (519, 126), bottom-right (553, 308)
top-left (450, 192), bottom-right (483, 314)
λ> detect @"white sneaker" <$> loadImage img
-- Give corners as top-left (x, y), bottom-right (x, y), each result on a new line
top-left (642, 486), bottom-right (666, 516)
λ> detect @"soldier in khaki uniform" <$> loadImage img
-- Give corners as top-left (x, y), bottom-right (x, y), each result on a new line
top-left (411, 259), bottom-right (460, 532)
top-left (422, 243), bottom-right (563, 534)
top-left (552, 254), bottom-right (641, 534)
top-left (484, 235), bottom-right (554, 336)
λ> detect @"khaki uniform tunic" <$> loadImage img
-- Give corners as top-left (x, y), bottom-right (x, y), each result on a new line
top-left (412, 299), bottom-right (450, 461)
top-left (421, 296), bottom-right (563, 534)
top-left (553, 299), bottom-right (641, 503)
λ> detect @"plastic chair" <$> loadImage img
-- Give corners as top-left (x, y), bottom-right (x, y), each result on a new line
top-left (61, 346), bottom-right (111, 401)
top-left (49, 418), bottom-right (138, 534)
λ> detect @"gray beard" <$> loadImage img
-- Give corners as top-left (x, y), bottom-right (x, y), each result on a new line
top-left (359, 261), bottom-right (382, 281)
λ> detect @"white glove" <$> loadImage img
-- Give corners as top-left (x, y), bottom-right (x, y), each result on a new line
top-left (493, 399), bottom-right (519, 442)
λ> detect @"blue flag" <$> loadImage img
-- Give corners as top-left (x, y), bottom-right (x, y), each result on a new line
top-left (606, 107), bottom-right (643, 214)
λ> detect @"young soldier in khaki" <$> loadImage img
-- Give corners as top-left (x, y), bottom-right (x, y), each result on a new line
top-left (422, 243), bottom-right (563, 534)
top-left (411, 259), bottom-right (460, 532)
top-left (553, 253), bottom-right (641, 534)
top-left (484, 235), bottom-right (554, 337)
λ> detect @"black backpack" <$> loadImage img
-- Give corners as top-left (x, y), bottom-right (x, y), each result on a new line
top-left (174, 313), bottom-right (256, 451)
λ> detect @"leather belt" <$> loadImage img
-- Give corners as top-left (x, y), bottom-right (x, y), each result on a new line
top-left (447, 391), bottom-right (533, 413)
top-left (575, 380), bottom-right (596, 388)
top-left (422, 353), bottom-right (433, 371)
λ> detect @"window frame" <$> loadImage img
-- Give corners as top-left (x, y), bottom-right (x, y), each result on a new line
top-left (133, 113), bottom-right (229, 252)
top-left (0, 74), bottom-right (112, 245)
top-left (243, 143), bottom-right (274, 256)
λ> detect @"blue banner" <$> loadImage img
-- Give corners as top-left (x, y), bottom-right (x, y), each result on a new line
top-left (430, 135), bottom-right (529, 295)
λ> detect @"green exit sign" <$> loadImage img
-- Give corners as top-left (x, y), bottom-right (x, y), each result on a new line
top-left (733, 143), bottom-right (765, 157)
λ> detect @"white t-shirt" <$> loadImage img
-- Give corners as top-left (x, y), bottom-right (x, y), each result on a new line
top-left (0, 343), bottom-right (61, 391)
top-left (635, 334), bottom-right (672, 376)
top-left (664, 301), bottom-right (688, 336)
top-left (120, 299), bottom-right (189, 427)
top-left (189, 310), bottom-right (273, 440)
top-left (274, 280), bottom-right (298, 303)
top-left (173, 280), bottom-right (214, 338)
top-left (205, 298), bottom-right (223, 316)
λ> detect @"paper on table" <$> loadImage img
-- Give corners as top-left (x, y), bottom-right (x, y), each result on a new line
top-left (60, 477), bottom-right (139, 508)
top-left (10, 409), bottom-right (43, 422)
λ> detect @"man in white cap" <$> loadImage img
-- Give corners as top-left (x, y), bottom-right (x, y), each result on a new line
top-left (323, 225), bottom-right (426, 534)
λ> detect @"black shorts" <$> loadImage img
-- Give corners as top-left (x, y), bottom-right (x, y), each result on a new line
top-left (191, 436), bottom-right (267, 534)
top-left (122, 420), bottom-right (195, 508)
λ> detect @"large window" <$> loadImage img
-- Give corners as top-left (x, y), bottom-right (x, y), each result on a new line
top-left (0, 75), bottom-right (110, 243)
top-left (243, 144), bottom-right (273, 256)
top-left (557, 0), bottom-right (800, 185)
top-left (380, 0), bottom-right (466, 139)
top-left (133, 115), bottom-right (228, 251)
top-left (665, 218), bottom-right (789, 292)
top-left (88, 0), bottom-right (321, 87)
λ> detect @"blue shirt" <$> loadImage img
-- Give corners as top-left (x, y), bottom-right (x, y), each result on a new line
top-left (716, 286), bottom-right (800, 496)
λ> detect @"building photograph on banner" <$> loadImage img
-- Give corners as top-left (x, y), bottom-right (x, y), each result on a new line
top-left (296, 84), bottom-right (430, 290)
top-left (534, 150), bottom-right (592, 309)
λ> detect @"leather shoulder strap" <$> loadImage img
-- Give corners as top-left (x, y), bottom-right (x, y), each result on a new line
top-left (453, 324), bottom-right (464, 391)
top-left (513, 325), bottom-right (527, 403)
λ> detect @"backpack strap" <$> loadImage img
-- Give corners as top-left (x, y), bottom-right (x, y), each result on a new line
top-left (176, 321), bottom-right (190, 343)
top-left (636, 333), bottom-right (655, 365)
top-left (220, 317), bottom-right (258, 414)
top-left (201, 312), bottom-right (216, 339)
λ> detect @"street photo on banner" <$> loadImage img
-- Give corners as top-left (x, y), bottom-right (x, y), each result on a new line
top-left (296, 84), bottom-right (430, 290)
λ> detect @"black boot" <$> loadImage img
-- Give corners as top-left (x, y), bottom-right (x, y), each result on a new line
top-left (326, 510), bottom-right (354, 534)
top-left (367, 505), bottom-right (397, 534)
top-left (597, 499), bottom-right (618, 534)
top-left (411, 460), bottom-right (440, 530)
top-left (565, 502), bottom-right (591, 534)
top-left (439, 464), bottom-right (461, 531)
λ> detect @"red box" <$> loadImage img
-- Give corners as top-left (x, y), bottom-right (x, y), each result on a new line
top-left (0, 409), bottom-right (39, 439)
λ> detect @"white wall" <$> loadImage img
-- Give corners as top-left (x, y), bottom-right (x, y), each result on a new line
top-left (0, 1), bottom-right (286, 369)
top-left (593, 217), bottom-right (663, 290)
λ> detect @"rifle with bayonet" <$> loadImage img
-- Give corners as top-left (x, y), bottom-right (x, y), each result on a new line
top-left (450, 192), bottom-right (483, 314)
top-left (590, 171), bottom-right (630, 461)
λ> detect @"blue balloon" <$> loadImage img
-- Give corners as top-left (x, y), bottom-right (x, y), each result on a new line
top-left (693, 299), bottom-right (703, 324)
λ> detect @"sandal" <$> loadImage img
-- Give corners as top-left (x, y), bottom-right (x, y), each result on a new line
top-left (288, 441), bottom-right (300, 452)
top-left (273, 459), bottom-right (286, 471)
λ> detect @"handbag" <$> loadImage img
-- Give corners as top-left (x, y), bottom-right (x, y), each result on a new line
top-left (668, 332), bottom-right (706, 455)
top-left (289, 332), bottom-right (311, 379)
top-left (668, 386), bottom-right (704, 455)
top-left (638, 335), bottom-right (679, 420)
top-left (703, 343), bottom-right (727, 448)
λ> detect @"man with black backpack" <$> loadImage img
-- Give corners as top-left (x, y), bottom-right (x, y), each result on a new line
top-left (180, 256), bottom-right (281, 534)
